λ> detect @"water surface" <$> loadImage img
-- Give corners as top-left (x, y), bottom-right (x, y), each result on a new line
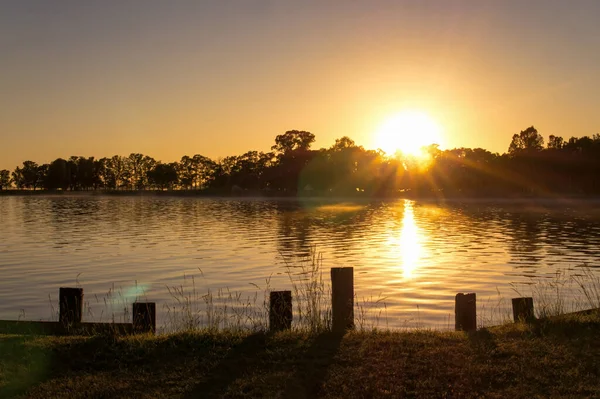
top-left (1, 195), bottom-right (599, 329)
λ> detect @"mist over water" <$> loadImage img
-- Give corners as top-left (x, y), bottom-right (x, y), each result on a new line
top-left (1, 196), bottom-right (599, 329)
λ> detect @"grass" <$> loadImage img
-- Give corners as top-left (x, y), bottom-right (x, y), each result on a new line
top-left (2, 312), bottom-right (600, 398)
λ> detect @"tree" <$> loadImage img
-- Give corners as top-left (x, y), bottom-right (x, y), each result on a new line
top-left (547, 135), bottom-right (564, 150)
top-left (0, 169), bottom-right (11, 190)
top-left (77, 157), bottom-right (96, 190)
top-left (228, 151), bottom-right (273, 189)
top-left (271, 130), bottom-right (315, 155)
top-left (14, 161), bottom-right (41, 190)
top-left (268, 131), bottom-right (317, 192)
top-left (177, 154), bottom-right (215, 189)
top-left (94, 158), bottom-right (112, 189)
top-left (43, 158), bottom-right (70, 190)
top-left (11, 167), bottom-right (24, 189)
top-left (564, 136), bottom-right (594, 153)
top-left (423, 144), bottom-right (442, 160)
top-left (192, 154), bottom-right (214, 189)
top-left (107, 155), bottom-right (130, 189)
top-left (37, 164), bottom-right (49, 190)
top-left (330, 136), bottom-right (356, 151)
top-left (67, 156), bottom-right (79, 190)
top-left (177, 156), bottom-right (195, 189)
top-left (508, 126), bottom-right (544, 154)
top-left (147, 163), bottom-right (178, 190)
top-left (128, 153), bottom-right (156, 190)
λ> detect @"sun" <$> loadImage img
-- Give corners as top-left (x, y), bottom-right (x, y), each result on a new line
top-left (374, 110), bottom-right (443, 157)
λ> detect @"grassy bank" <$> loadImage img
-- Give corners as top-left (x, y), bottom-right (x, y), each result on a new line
top-left (2, 313), bottom-right (600, 398)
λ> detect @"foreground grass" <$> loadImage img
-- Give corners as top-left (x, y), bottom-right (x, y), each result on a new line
top-left (2, 314), bottom-right (600, 398)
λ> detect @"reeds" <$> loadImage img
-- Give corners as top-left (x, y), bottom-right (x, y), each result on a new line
top-left (510, 266), bottom-right (600, 319)
top-left (281, 250), bottom-right (332, 332)
top-left (478, 288), bottom-right (512, 328)
top-left (572, 265), bottom-right (600, 310)
top-left (163, 270), bottom-right (267, 334)
top-left (161, 249), bottom-right (336, 334)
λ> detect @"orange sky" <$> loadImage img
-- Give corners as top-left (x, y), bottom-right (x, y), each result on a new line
top-left (1, 1), bottom-right (599, 170)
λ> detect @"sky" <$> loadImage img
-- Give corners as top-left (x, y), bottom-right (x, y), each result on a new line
top-left (1, 0), bottom-right (600, 170)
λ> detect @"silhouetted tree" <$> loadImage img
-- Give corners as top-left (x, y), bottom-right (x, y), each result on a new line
top-left (268, 130), bottom-right (317, 192)
top-left (148, 162), bottom-right (178, 190)
top-left (547, 135), bottom-right (564, 150)
top-left (11, 167), bottom-right (24, 189)
top-left (14, 161), bottom-right (41, 190)
top-left (127, 153), bottom-right (156, 190)
top-left (192, 154), bottom-right (215, 188)
top-left (330, 136), bottom-right (356, 151)
top-left (221, 151), bottom-right (273, 190)
top-left (37, 164), bottom-right (49, 190)
top-left (0, 169), bottom-right (11, 190)
top-left (94, 158), bottom-right (111, 189)
top-left (508, 126), bottom-right (544, 154)
top-left (177, 156), bottom-right (193, 189)
top-left (77, 157), bottom-right (96, 190)
top-left (43, 158), bottom-right (70, 190)
top-left (177, 154), bottom-right (214, 189)
top-left (271, 130), bottom-right (315, 155)
top-left (107, 155), bottom-right (130, 189)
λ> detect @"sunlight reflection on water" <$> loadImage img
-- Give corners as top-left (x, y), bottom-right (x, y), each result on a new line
top-left (399, 201), bottom-right (423, 279)
top-left (385, 200), bottom-right (425, 279)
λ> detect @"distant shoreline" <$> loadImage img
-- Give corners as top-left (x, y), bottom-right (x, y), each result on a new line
top-left (2, 189), bottom-right (600, 205)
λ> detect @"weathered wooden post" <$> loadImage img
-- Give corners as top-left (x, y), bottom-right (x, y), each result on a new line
top-left (512, 297), bottom-right (534, 323)
top-left (133, 302), bottom-right (156, 334)
top-left (59, 287), bottom-right (83, 327)
top-left (269, 291), bottom-right (292, 332)
top-left (331, 267), bottom-right (354, 333)
top-left (455, 293), bottom-right (477, 332)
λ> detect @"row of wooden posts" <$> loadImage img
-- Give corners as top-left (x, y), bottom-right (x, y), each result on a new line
top-left (2, 267), bottom-right (537, 336)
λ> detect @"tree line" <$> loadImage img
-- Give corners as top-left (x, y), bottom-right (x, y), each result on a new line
top-left (1, 127), bottom-right (600, 196)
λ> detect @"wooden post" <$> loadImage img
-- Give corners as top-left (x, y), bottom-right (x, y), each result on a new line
top-left (512, 297), bottom-right (534, 322)
top-left (331, 267), bottom-right (354, 333)
top-left (133, 302), bottom-right (156, 334)
top-left (59, 287), bottom-right (83, 326)
top-left (455, 293), bottom-right (477, 332)
top-left (269, 291), bottom-right (292, 332)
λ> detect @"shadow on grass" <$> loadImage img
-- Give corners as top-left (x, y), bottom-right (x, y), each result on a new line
top-left (184, 333), bottom-right (268, 399)
top-left (183, 331), bottom-right (343, 398)
top-left (466, 328), bottom-right (498, 357)
top-left (1, 333), bottom-right (240, 398)
top-left (282, 332), bottom-right (343, 398)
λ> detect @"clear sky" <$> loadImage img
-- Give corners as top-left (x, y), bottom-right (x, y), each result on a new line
top-left (1, 0), bottom-right (599, 169)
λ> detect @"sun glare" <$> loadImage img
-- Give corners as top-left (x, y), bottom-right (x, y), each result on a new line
top-left (374, 110), bottom-right (443, 157)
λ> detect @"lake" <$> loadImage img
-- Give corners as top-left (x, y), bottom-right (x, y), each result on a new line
top-left (1, 195), bottom-right (600, 331)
